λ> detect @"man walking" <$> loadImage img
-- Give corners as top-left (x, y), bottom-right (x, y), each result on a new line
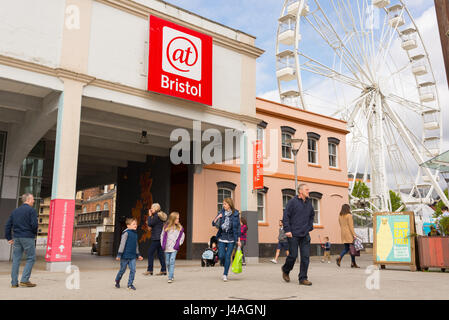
top-left (5, 193), bottom-right (38, 288)
top-left (281, 184), bottom-right (315, 286)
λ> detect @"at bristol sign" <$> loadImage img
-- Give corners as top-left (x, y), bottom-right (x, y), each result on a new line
top-left (148, 15), bottom-right (213, 106)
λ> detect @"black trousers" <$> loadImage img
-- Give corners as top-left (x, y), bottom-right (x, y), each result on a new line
top-left (147, 240), bottom-right (166, 272)
top-left (282, 234), bottom-right (311, 281)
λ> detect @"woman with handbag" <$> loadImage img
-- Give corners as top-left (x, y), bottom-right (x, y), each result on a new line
top-left (336, 204), bottom-right (359, 268)
top-left (212, 198), bottom-right (241, 282)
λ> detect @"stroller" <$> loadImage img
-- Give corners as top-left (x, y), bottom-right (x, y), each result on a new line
top-left (201, 236), bottom-right (219, 267)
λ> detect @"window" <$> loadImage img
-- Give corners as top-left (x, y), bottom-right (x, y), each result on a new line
top-left (282, 133), bottom-right (292, 159)
top-left (257, 187), bottom-right (269, 223)
top-left (328, 138), bottom-right (340, 168)
top-left (309, 192), bottom-right (323, 225)
top-left (96, 204), bottom-right (101, 212)
top-left (216, 181), bottom-right (236, 212)
top-left (257, 192), bottom-right (266, 222)
top-left (257, 121), bottom-right (267, 157)
top-left (307, 132), bottom-right (321, 164)
top-left (83, 207), bottom-right (87, 214)
top-left (328, 143), bottom-right (338, 167)
top-left (308, 138), bottom-right (318, 164)
top-left (281, 126), bottom-right (296, 160)
top-left (282, 189), bottom-right (296, 209)
top-left (104, 203), bottom-right (109, 211)
top-left (311, 198), bottom-right (320, 224)
top-left (18, 140), bottom-right (45, 210)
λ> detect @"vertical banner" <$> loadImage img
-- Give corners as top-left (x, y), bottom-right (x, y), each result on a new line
top-left (253, 140), bottom-right (263, 190)
top-left (45, 199), bottom-right (75, 262)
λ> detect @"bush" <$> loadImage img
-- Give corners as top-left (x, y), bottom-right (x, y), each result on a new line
top-left (438, 216), bottom-right (449, 236)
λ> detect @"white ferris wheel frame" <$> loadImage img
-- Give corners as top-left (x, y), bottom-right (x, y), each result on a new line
top-left (275, 0), bottom-right (449, 211)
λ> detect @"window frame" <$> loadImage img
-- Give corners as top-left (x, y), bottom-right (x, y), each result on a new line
top-left (257, 191), bottom-right (266, 223)
top-left (308, 137), bottom-right (319, 164)
top-left (217, 187), bottom-right (233, 212)
top-left (328, 142), bottom-right (338, 168)
top-left (282, 133), bottom-right (293, 160)
top-left (310, 197), bottom-right (320, 225)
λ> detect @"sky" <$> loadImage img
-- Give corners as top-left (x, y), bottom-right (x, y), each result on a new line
top-left (164, 0), bottom-right (449, 193)
top-left (163, 0), bottom-right (443, 96)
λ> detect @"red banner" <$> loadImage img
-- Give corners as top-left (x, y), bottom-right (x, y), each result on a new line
top-left (253, 140), bottom-right (263, 190)
top-left (45, 199), bottom-right (75, 262)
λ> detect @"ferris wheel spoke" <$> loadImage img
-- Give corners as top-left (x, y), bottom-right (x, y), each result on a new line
top-left (330, 90), bottom-right (370, 118)
top-left (375, 7), bottom-right (405, 72)
top-left (386, 94), bottom-right (439, 114)
top-left (299, 52), bottom-right (366, 89)
top-left (306, 1), bottom-right (373, 83)
top-left (382, 99), bottom-right (449, 207)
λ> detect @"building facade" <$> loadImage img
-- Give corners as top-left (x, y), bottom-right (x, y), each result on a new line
top-left (192, 98), bottom-right (350, 257)
top-left (0, 0), bottom-right (264, 268)
top-left (74, 185), bottom-right (116, 247)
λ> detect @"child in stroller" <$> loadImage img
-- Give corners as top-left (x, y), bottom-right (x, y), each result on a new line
top-left (201, 236), bottom-right (219, 267)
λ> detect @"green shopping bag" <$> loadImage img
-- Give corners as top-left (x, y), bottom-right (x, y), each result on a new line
top-left (231, 247), bottom-right (243, 274)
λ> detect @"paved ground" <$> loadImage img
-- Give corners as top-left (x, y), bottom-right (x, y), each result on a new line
top-left (0, 247), bottom-right (447, 300)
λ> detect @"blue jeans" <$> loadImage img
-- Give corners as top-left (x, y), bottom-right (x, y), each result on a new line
top-left (282, 234), bottom-right (311, 281)
top-left (147, 240), bottom-right (166, 272)
top-left (218, 241), bottom-right (235, 276)
top-left (11, 238), bottom-right (36, 286)
top-left (339, 243), bottom-right (356, 263)
top-left (165, 251), bottom-right (178, 280)
top-left (115, 258), bottom-right (136, 286)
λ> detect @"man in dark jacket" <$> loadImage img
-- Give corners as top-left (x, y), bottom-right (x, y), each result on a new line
top-left (143, 203), bottom-right (167, 276)
top-left (281, 184), bottom-right (315, 286)
top-left (5, 193), bottom-right (38, 288)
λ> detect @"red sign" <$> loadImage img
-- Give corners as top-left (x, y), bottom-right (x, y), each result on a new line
top-left (253, 140), bottom-right (264, 190)
top-left (148, 15), bottom-right (213, 106)
top-left (45, 199), bottom-right (75, 262)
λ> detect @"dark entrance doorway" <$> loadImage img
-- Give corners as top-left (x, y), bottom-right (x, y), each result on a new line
top-left (169, 163), bottom-right (189, 259)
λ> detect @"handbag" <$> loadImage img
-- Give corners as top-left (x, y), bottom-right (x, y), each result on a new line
top-left (354, 237), bottom-right (364, 251)
top-left (349, 244), bottom-right (360, 256)
top-left (231, 247), bottom-right (243, 274)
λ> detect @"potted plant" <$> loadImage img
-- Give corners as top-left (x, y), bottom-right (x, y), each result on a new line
top-left (416, 208), bottom-right (449, 272)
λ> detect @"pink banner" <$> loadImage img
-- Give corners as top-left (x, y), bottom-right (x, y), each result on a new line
top-left (45, 199), bottom-right (75, 262)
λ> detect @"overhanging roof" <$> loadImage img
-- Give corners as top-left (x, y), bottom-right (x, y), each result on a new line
top-left (420, 150), bottom-right (449, 172)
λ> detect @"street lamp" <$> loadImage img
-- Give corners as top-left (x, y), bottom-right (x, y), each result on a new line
top-left (287, 138), bottom-right (304, 196)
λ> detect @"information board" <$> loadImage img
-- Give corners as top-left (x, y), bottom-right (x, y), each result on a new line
top-left (373, 212), bottom-right (417, 271)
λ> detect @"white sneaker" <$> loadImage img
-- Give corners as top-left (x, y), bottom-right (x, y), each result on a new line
top-left (270, 259), bottom-right (278, 264)
top-left (222, 275), bottom-right (228, 282)
top-left (168, 279), bottom-right (173, 283)
top-left (328, 261), bottom-right (331, 264)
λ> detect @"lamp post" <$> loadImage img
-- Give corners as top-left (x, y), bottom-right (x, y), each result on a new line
top-left (287, 138), bottom-right (304, 196)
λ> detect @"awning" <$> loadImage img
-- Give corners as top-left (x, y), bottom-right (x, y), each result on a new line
top-left (420, 150), bottom-right (449, 173)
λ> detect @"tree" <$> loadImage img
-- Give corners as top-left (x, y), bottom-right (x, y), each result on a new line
top-left (389, 190), bottom-right (405, 212)
top-left (352, 181), bottom-right (370, 199)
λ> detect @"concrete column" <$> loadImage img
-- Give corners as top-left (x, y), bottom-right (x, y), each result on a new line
top-left (45, 0), bottom-right (93, 272)
top-left (46, 79), bottom-right (84, 272)
top-left (240, 123), bottom-right (259, 264)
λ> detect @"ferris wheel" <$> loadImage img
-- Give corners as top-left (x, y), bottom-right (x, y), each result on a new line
top-left (275, 0), bottom-right (449, 212)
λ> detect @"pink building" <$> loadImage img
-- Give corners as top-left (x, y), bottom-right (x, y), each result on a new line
top-left (191, 98), bottom-right (350, 257)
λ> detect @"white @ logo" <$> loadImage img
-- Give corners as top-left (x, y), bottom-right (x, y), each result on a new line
top-left (162, 27), bottom-right (202, 81)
